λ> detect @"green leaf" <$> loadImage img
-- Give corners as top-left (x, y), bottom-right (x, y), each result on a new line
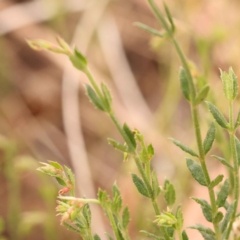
top-left (132, 174), bottom-right (150, 198)
top-left (169, 138), bottom-right (199, 157)
top-left (64, 166), bottom-right (75, 186)
top-left (82, 204), bottom-right (91, 228)
top-left (101, 83), bottom-right (112, 112)
top-left (186, 158), bottom-right (207, 186)
top-left (69, 48), bottom-right (87, 72)
top-left (235, 111), bottom-right (240, 128)
top-left (93, 234), bottom-right (101, 240)
top-left (55, 177), bottom-right (67, 186)
top-left (179, 67), bottom-right (190, 101)
top-left (108, 138), bottom-right (130, 153)
top-left (194, 85), bottom-right (210, 106)
top-left (209, 174), bottom-right (224, 189)
top-left (235, 136), bottom-right (240, 166)
top-left (164, 179), bottom-right (176, 207)
top-left (48, 161), bottom-right (63, 170)
top-left (112, 184), bottom-right (122, 213)
top-left (140, 230), bottom-right (164, 240)
top-left (148, 144), bottom-right (155, 159)
top-left (182, 230), bottom-right (189, 240)
top-left (188, 224), bottom-right (215, 236)
top-left (123, 123), bottom-right (136, 150)
top-left (220, 67), bottom-right (238, 101)
top-left (85, 85), bottom-right (104, 111)
top-left (220, 200), bottom-right (235, 233)
top-left (213, 211), bottom-right (223, 224)
top-left (163, 3), bottom-right (175, 33)
top-left (122, 206), bottom-right (130, 229)
top-left (98, 189), bottom-right (109, 207)
top-left (134, 22), bottom-right (164, 37)
top-left (216, 179), bottom-right (229, 208)
top-left (176, 206), bottom-right (184, 230)
top-left (191, 198), bottom-right (212, 222)
top-left (152, 171), bottom-right (161, 199)
top-left (62, 222), bottom-right (80, 233)
top-left (203, 122), bottom-right (215, 154)
top-left (211, 155), bottom-right (233, 170)
top-left (206, 102), bottom-right (229, 129)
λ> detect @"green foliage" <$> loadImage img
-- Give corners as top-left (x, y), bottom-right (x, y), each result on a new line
top-left (152, 171), bottom-right (161, 199)
top-left (85, 84), bottom-right (105, 111)
top-left (209, 175), bottom-right (224, 189)
top-left (220, 67), bottom-right (238, 101)
top-left (69, 48), bottom-right (87, 72)
top-left (216, 180), bottom-right (229, 208)
top-left (188, 224), bottom-right (215, 239)
top-left (194, 85), bottom-right (210, 106)
top-left (122, 207), bottom-right (130, 229)
top-left (191, 198), bottom-right (212, 222)
top-left (203, 122), bottom-right (215, 154)
top-left (186, 158), bottom-right (207, 186)
top-left (179, 67), bottom-right (190, 101)
top-left (169, 138), bottom-right (199, 157)
top-left (131, 174), bottom-right (150, 198)
top-left (108, 138), bottom-right (130, 153)
top-left (123, 123), bottom-right (136, 150)
top-left (163, 179), bottom-right (176, 207)
top-left (206, 102), bottom-right (229, 129)
top-left (211, 155), bottom-right (234, 170)
top-left (220, 201), bottom-right (235, 233)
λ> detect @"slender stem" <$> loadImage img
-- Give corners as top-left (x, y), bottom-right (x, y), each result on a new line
top-left (225, 101), bottom-right (239, 239)
top-left (170, 34), bottom-right (221, 238)
top-left (145, 162), bottom-right (151, 182)
top-left (152, 199), bottom-right (161, 215)
top-left (106, 209), bottom-right (122, 240)
top-left (192, 106), bottom-right (220, 239)
top-left (109, 113), bottom-right (153, 196)
top-left (58, 196), bottom-right (100, 204)
top-left (85, 69), bottom-right (104, 100)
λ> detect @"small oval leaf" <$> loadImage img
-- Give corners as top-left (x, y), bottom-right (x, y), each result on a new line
top-left (85, 85), bottom-right (104, 111)
top-left (206, 101), bottom-right (229, 129)
top-left (203, 122), bottom-right (215, 154)
top-left (179, 67), bottom-right (190, 101)
top-left (132, 174), bottom-right (150, 198)
top-left (186, 158), bottom-right (207, 186)
top-left (216, 179), bottom-right (229, 208)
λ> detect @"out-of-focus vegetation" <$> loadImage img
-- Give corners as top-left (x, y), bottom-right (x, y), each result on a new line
top-left (1, 0), bottom-right (240, 239)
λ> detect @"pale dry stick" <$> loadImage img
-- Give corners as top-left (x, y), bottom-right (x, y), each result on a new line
top-left (97, 13), bottom-right (154, 131)
top-left (0, 0), bottom-right (107, 235)
top-left (61, 0), bottom-right (111, 236)
top-left (0, 0), bottom-right (90, 35)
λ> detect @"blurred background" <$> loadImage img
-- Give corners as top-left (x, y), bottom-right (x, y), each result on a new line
top-left (0, 0), bottom-right (240, 239)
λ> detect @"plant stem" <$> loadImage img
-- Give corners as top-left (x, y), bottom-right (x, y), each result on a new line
top-left (106, 209), bottom-right (122, 240)
top-left (225, 101), bottom-right (239, 239)
top-left (109, 113), bottom-right (161, 215)
top-left (170, 33), bottom-right (221, 238)
top-left (192, 106), bottom-right (220, 239)
top-left (152, 199), bottom-right (161, 215)
top-left (85, 68), bottom-right (104, 100)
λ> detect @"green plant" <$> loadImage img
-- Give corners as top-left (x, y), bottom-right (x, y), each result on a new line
top-left (28, 1), bottom-right (240, 239)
